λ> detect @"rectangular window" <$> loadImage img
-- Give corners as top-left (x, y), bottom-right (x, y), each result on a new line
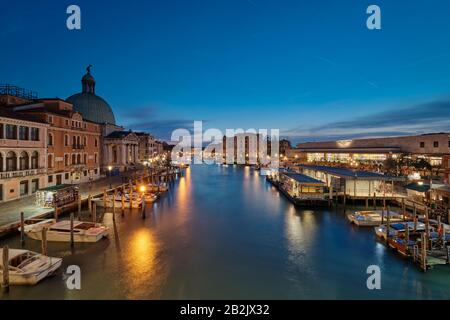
top-left (30, 128), bottom-right (39, 141)
top-left (0, 123), bottom-right (3, 139)
top-left (5, 124), bottom-right (17, 139)
top-left (448, 141), bottom-right (450, 148)
top-left (94, 169), bottom-right (98, 174)
top-left (65, 173), bottom-right (69, 180)
top-left (48, 115), bottom-right (53, 123)
top-left (19, 126), bottom-right (29, 140)
top-left (48, 175), bottom-right (53, 183)
top-left (31, 179), bottom-right (39, 193)
top-left (20, 181), bottom-right (28, 197)
top-left (83, 170), bottom-right (87, 177)
top-left (434, 141), bottom-right (439, 148)
top-left (420, 142), bottom-right (425, 148)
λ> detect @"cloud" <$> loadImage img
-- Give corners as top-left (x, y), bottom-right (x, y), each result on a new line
top-left (285, 99), bottom-right (450, 143)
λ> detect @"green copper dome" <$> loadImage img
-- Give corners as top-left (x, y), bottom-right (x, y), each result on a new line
top-left (66, 65), bottom-right (116, 125)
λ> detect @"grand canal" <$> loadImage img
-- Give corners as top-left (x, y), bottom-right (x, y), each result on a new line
top-left (1, 164), bottom-right (450, 299)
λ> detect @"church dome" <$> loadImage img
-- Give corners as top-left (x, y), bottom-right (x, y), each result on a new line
top-left (67, 65), bottom-right (116, 125)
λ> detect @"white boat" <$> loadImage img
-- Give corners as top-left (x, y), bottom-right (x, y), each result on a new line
top-left (94, 194), bottom-right (142, 208)
top-left (144, 193), bottom-right (158, 203)
top-left (374, 221), bottom-right (426, 240)
top-left (148, 184), bottom-right (168, 192)
top-left (347, 210), bottom-right (404, 227)
top-left (22, 219), bottom-right (109, 243)
top-left (0, 249), bottom-right (62, 285)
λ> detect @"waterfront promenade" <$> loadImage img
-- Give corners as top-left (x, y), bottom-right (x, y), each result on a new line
top-left (0, 171), bottom-right (140, 230)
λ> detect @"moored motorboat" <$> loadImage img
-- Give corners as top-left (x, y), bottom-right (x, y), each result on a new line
top-left (22, 219), bottom-right (109, 243)
top-left (347, 210), bottom-right (404, 227)
top-left (0, 248), bottom-right (62, 285)
top-left (94, 194), bottom-right (142, 208)
top-left (387, 236), bottom-right (417, 256)
top-left (374, 221), bottom-right (426, 240)
top-left (144, 193), bottom-right (158, 203)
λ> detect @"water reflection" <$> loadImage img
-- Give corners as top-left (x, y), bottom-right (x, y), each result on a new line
top-left (1, 165), bottom-right (450, 299)
top-left (121, 228), bottom-right (165, 299)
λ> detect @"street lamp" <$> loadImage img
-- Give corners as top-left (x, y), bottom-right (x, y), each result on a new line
top-left (108, 165), bottom-right (113, 189)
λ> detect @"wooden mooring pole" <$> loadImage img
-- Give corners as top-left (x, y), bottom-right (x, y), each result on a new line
top-left (2, 245), bottom-right (9, 293)
top-left (103, 190), bottom-right (107, 209)
top-left (121, 193), bottom-right (125, 216)
top-left (385, 206), bottom-right (391, 245)
top-left (20, 212), bottom-right (25, 246)
top-left (373, 193), bottom-right (376, 210)
top-left (70, 213), bottom-right (74, 247)
top-left (92, 202), bottom-right (97, 223)
top-left (425, 207), bottom-right (431, 250)
top-left (402, 198), bottom-right (406, 221)
top-left (77, 197), bottom-right (82, 221)
top-left (421, 232), bottom-right (427, 272)
top-left (88, 195), bottom-right (92, 213)
top-left (41, 227), bottom-right (48, 256)
top-left (113, 190), bottom-right (116, 222)
top-left (142, 195), bottom-right (146, 219)
top-left (129, 188), bottom-right (133, 209)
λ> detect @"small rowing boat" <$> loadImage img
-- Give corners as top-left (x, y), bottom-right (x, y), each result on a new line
top-left (0, 248), bottom-right (62, 285)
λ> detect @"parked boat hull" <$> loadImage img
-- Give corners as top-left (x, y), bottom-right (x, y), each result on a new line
top-left (25, 230), bottom-right (108, 243)
top-left (6, 258), bottom-right (62, 285)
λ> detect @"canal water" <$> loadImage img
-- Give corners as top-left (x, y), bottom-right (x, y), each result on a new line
top-left (1, 164), bottom-right (450, 299)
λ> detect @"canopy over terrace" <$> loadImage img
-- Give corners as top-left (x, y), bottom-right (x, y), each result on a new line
top-left (299, 165), bottom-right (406, 199)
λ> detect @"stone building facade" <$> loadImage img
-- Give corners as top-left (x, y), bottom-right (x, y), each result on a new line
top-left (14, 99), bottom-right (102, 186)
top-left (0, 109), bottom-right (48, 202)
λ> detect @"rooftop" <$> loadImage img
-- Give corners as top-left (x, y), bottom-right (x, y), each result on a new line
top-left (300, 165), bottom-right (405, 181)
top-left (405, 183), bottom-right (430, 193)
top-left (282, 172), bottom-right (324, 185)
top-left (0, 108), bottom-right (46, 124)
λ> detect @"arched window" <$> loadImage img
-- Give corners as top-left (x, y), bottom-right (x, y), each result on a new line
top-left (64, 135), bottom-right (69, 146)
top-left (72, 154), bottom-right (76, 165)
top-left (19, 151), bottom-right (29, 170)
top-left (72, 136), bottom-right (76, 147)
top-left (48, 154), bottom-right (53, 168)
top-left (64, 154), bottom-right (69, 166)
top-left (48, 133), bottom-right (53, 146)
top-left (83, 136), bottom-right (87, 146)
top-left (94, 153), bottom-right (98, 164)
top-left (77, 136), bottom-right (81, 147)
top-left (84, 154), bottom-right (87, 164)
top-left (77, 154), bottom-right (81, 164)
top-left (95, 138), bottom-right (98, 147)
top-left (31, 151), bottom-right (39, 169)
top-left (0, 153), bottom-right (3, 172)
top-left (6, 151), bottom-right (17, 171)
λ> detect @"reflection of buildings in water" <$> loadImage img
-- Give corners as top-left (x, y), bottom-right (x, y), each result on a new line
top-left (121, 228), bottom-right (165, 299)
top-left (284, 206), bottom-right (317, 272)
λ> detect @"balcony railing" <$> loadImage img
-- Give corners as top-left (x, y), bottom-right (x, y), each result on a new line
top-left (72, 144), bottom-right (85, 150)
top-left (0, 168), bottom-right (46, 179)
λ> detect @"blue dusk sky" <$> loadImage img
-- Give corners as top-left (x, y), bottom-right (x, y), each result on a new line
top-left (1, 0), bottom-right (450, 143)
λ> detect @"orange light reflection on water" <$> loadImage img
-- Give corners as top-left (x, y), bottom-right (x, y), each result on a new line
top-left (122, 228), bottom-right (165, 299)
